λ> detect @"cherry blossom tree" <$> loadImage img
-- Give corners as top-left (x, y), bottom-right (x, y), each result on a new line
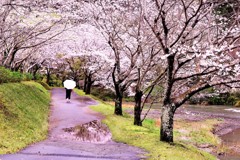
top-left (3, 0), bottom-right (239, 144)
top-left (0, 0), bottom-right (66, 71)
top-left (87, 1), bottom-right (146, 115)
top-left (87, 1), bottom-right (167, 122)
top-left (41, 23), bottom-right (114, 92)
top-left (143, 0), bottom-right (240, 142)
top-left (80, 54), bottom-right (111, 94)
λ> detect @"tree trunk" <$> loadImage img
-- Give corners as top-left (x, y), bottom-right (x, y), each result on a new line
top-left (115, 95), bottom-right (123, 115)
top-left (85, 82), bottom-right (92, 94)
top-left (160, 104), bottom-right (175, 142)
top-left (33, 70), bottom-right (38, 80)
top-left (32, 66), bottom-right (40, 80)
top-left (73, 77), bottom-right (80, 89)
top-left (112, 80), bottom-right (123, 115)
top-left (46, 69), bottom-right (51, 85)
top-left (160, 53), bottom-right (175, 143)
top-left (134, 90), bottom-right (143, 126)
top-left (85, 75), bottom-right (94, 95)
top-left (4, 49), bottom-right (18, 69)
top-left (83, 76), bottom-right (87, 92)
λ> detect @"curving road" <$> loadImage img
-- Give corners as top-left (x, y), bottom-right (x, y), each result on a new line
top-left (0, 88), bottom-right (146, 160)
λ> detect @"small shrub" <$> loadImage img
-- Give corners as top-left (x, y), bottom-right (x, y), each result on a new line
top-left (225, 95), bottom-right (237, 106)
top-left (208, 96), bottom-right (225, 105)
top-left (34, 73), bottom-right (43, 81)
top-left (235, 101), bottom-right (240, 107)
top-left (91, 87), bottom-right (115, 101)
top-left (124, 96), bottom-right (135, 102)
top-left (22, 73), bottom-right (33, 81)
top-left (49, 79), bottom-right (62, 87)
top-left (0, 67), bottom-right (36, 83)
top-left (0, 67), bottom-right (12, 83)
top-left (208, 93), bottom-right (238, 106)
top-left (48, 74), bottom-right (62, 87)
top-left (11, 71), bottom-right (22, 82)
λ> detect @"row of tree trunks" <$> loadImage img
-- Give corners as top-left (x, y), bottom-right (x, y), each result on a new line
top-left (83, 73), bottom-right (94, 95)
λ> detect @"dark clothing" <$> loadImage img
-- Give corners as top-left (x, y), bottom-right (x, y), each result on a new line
top-left (65, 89), bottom-right (72, 99)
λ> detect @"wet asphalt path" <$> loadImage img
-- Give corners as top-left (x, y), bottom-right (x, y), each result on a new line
top-left (0, 88), bottom-right (145, 160)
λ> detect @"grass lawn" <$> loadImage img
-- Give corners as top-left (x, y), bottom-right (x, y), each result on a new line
top-left (75, 89), bottom-right (221, 160)
top-left (0, 81), bottom-right (50, 153)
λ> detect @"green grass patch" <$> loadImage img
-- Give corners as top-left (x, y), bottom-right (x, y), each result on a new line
top-left (75, 89), bottom-right (219, 160)
top-left (74, 89), bottom-right (86, 96)
top-left (174, 119), bottom-right (220, 146)
top-left (0, 81), bottom-right (50, 153)
top-left (74, 89), bottom-right (103, 102)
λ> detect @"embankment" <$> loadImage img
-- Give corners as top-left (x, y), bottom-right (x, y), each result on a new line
top-left (0, 81), bottom-right (50, 154)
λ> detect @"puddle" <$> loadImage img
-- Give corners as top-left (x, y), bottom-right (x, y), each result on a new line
top-left (63, 120), bottom-right (112, 143)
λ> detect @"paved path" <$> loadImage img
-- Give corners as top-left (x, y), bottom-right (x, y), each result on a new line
top-left (0, 88), bottom-right (146, 160)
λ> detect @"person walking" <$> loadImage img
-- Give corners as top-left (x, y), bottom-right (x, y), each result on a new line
top-left (65, 88), bottom-right (72, 102)
top-left (63, 79), bottom-right (76, 103)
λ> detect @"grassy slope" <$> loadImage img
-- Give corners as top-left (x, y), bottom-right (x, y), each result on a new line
top-left (75, 89), bottom-right (219, 160)
top-left (0, 81), bottom-right (50, 154)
